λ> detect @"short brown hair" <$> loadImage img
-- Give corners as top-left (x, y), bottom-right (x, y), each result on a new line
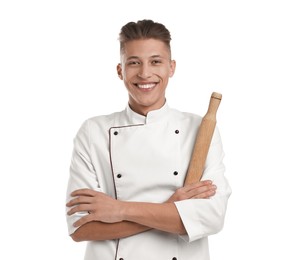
top-left (118, 19), bottom-right (172, 56)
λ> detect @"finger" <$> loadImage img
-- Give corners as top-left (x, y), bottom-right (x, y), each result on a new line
top-left (71, 189), bottom-right (97, 197)
top-left (192, 187), bottom-right (217, 199)
top-left (66, 196), bottom-right (93, 207)
top-left (183, 180), bottom-right (213, 191)
top-left (73, 214), bottom-right (96, 227)
top-left (185, 184), bottom-right (217, 198)
top-left (67, 204), bottom-right (93, 216)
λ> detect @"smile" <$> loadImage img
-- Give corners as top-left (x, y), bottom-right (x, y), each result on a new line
top-left (135, 83), bottom-right (156, 89)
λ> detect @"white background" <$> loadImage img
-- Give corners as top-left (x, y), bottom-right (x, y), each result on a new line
top-left (1, 0), bottom-right (283, 259)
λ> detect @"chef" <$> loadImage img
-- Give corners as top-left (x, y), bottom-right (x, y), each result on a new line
top-left (66, 19), bottom-right (231, 260)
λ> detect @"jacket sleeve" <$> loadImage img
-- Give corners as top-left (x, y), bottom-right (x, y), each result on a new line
top-left (174, 127), bottom-right (232, 242)
top-left (65, 120), bottom-right (101, 235)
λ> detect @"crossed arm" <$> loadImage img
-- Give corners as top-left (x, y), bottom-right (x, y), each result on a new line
top-left (66, 180), bottom-right (217, 242)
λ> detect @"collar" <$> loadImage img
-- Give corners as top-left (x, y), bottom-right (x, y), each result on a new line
top-left (125, 102), bottom-right (170, 125)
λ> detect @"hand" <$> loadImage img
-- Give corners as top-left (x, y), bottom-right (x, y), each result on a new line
top-left (166, 180), bottom-right (216, 203)
top-left (66, 189), bottom-right (124, 227)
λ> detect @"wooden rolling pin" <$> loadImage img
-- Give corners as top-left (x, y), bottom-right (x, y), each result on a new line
top-left (184, 92), bottom-right (222, 185)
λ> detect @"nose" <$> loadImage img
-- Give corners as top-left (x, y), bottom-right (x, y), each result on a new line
top-left (137, 64), bottom-right (152, 78)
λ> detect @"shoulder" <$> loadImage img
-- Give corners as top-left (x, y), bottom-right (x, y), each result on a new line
top-left (74, 110), bottom-right (125, 143)
top-left (169, 107), bottom-right (223, 144)
top-left (169, 107), bottom-right (202, 125)
top-left (79, 109), bottom-right (125, 133)
top-left (87, 111), bottom-right (122, 126)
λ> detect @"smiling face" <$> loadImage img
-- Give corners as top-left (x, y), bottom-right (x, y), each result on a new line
top-left (117, 38), bottom-right (176, 116)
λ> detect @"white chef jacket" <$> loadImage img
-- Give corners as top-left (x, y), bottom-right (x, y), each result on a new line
top-left (66, 102), bottom-right (231, 260)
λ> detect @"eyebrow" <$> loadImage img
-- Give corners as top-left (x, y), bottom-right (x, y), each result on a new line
top-left (126, 55), bottom-right (164, 60)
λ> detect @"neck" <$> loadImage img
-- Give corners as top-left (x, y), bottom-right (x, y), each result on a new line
top-left (129, 100), bottom-right (166, 116)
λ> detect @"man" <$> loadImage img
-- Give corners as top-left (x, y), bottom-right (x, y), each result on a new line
top-left (66, 19), bottom-right (231, 260)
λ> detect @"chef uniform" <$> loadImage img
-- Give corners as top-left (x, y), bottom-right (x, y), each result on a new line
top-left (66, 102), bottom-right (231, 260)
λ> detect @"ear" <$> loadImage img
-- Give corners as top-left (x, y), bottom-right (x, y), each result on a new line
top-left (117, 63), bottom-right (123, 80)
top-left (169, 60), bottom-right (176, 77)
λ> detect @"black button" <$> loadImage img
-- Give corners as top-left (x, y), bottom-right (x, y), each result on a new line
top-left (175, 130), bottom-right (179, 134)
top-left (173, 171), bottom-right (178, 176)
top-left (119, 258), bottom-right (124, 260)
top-left (117, 174), bottom-right (122, 178)
top-left (114, 131), bottom-right (118, 135)
top-left (172, 257), bottom-right (177, 260)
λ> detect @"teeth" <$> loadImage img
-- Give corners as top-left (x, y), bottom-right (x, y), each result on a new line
top-left (137, 84), bottom-right (155, 89)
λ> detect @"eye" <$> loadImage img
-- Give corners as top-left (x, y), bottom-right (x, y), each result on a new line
top-left (151, 60), bottom-right (162, 65)
top-left (127, 60), bottom-right (140, 66)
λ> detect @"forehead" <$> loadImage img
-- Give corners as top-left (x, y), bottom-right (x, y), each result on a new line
top-left (122, 39), bottom-right (170, 59)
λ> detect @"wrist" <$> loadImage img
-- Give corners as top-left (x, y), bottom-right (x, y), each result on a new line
top-left (119, 201), bottom-right (131, 221)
